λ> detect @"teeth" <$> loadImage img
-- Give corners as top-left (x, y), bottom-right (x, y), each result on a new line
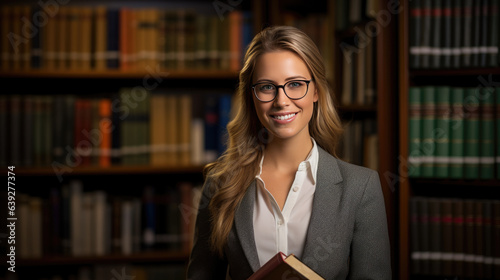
top-left (274, 113), bottom-right (295, 120)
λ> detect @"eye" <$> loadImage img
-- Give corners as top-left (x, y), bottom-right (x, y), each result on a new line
top-left (259, 84), bottom-right (275, 92)
top-left (287, 81), bottom-right (305, 88)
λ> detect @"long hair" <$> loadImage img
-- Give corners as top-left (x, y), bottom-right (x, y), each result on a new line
top-left (204, 25), bottom-right (344, 256)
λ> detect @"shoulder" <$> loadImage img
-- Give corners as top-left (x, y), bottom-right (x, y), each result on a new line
top-left (317, 146), bottom-right (379, 183)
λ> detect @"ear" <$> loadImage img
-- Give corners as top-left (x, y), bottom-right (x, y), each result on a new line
top-left (313, 88), bottom-right (319, 102)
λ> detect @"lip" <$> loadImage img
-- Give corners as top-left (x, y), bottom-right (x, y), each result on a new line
top-left (269, 112), bottom-right (298, 124)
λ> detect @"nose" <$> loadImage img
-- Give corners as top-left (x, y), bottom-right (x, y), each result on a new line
top-left (273, 86), bottom-right (290, 107)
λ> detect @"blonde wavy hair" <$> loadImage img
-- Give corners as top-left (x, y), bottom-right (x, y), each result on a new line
top-left (204, 25), bottom-right (344, 256)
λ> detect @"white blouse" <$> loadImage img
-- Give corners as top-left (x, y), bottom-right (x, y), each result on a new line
top-left (253, 138), bottom-right (319, 266)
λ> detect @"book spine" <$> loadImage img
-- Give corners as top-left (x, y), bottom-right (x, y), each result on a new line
top-left (464, 88), bottom-right (480, 179)
top-left (474, 200), bottom-right (485, 278)
top-left (430, 0), bottom-right (442, 69)
top-left (480, 87), bottom-right (495, 179)
top-left (428, 198), bottom-right (442, 276)
top-left (478, 0), bottom-right (490, 67)
top-left (452, 199), bottom-right (465, 278)
top-left (450, 87), bottom-right (465, 178)
top-left (441, 199), bottom-right (454, 277)
top-left (471, 0), bottom-right (482, 67)
top-left (106, 9), bottom-right (120, 69)
top-left (451, 0), bottom-right (462, 68)
top-left (408, 87), bottom-right (422, 177)
top-left (410, 0), bottom-right (422, 69)
top-left (464, 199), bottom-right (476, 278)
top-left (441, 0), bottom-right (452, 67)
top-left (483, 200), bottom-right (493, 279)
top-left (435, 86), bottom-right (450, 178)
top-left (420, 0), bottom-right (432, 68)
top-left (421, 86), bottom-right (435, 177)
top-left (497, 88), bottom-right (500, 179)
top-left (489, 0), bottom-right (500, 67)
top-left (410, 197), bottom-right (422, 275)
top-left (492, 200), bottom-right (500, 279)
top-left (462, 0), bottom-right (473, 67)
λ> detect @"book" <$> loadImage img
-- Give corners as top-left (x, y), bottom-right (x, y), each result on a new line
top-left (434, 86), bottom-right (450, 178)
top-left (449, 87), bottom-right (465, 178)
top-left (479, 87), bottom-right (495, 179)
top-left (421, 86), bottom-right (435, 177)
top-left (497, 87), bottom-right (500, 179)
top-left (247, 252), bottom-right (325, 280)
top-left (463, 88), bottom-right (480, 179)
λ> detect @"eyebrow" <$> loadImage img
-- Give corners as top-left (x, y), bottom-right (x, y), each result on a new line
top-left (254, 76), bottom-right (309, 83)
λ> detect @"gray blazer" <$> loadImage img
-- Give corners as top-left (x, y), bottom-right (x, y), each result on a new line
top-left (187, 147), bottom-right (391, 280)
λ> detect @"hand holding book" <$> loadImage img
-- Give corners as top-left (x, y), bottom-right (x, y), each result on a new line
top-left (247, 252), bottom-right (325, 280)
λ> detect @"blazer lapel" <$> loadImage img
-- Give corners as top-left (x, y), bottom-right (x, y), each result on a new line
top-left (234, 180), bottom-right (261, 272)
top-left (301, 147), bottom-right (344, 272)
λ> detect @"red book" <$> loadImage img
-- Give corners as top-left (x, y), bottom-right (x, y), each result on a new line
top-left (247, 252), bottom-right (324, 280)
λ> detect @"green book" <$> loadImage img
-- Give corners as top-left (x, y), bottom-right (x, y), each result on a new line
top-left (449, 87), bottom-right (465, 178)
top-left (409, 87), bottom-right (423, 177)
top-left (464, 87), bottom-right (480, 179)
top-left (435, 86), bottom-right (451, 178)
top-left (421, 86), bottom-right (436, 177)
top-left (480, 87), bottom-right (495, 179)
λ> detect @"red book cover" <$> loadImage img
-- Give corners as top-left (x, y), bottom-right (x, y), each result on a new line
top-left (247, 252), bottom-right (287, 280)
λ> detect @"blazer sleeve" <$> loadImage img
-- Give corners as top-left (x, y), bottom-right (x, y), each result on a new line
top-left (186, 181), bottom-right (228, 280)
top-left (348, 171), bottom-right (392, 280)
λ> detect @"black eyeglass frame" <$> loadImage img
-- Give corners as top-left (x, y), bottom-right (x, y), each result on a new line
top-left (251, 79), bottom-right (313, 102)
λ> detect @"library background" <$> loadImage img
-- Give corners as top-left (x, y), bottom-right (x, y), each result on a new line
top-left (0, 0), bottom-right (499, 279)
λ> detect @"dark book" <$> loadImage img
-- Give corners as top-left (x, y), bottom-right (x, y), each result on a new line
top-left (418, 198), bottom-right (430, 275)
top-left (462, 0), bottom-right (473, 67)
top-left (22, 95), bottom-right (34, 167)
top-left (430, 0), bottom-right (442, 68)
top-left (464, 199), bottom-right (476, 278)
top-left (0, 96), bottom-right (6, 166)
top-left (464, 88), bottom-right (480, 179)
top-left (441, 0), bottom-right (452, 67)
top-left (428, 198), bottom-right (442, 276)
top-left (471, 0), bottom-right (482, 67)
top-left (10, 95), bottom-right (21, 166)
top-left (452, 199), bottom-right (465, 278)
top-left (492, 200), bottom-right (500, 279)
top-left (248, 252), bottom-right (325, 280)
top-left (106, 8), bottom-right (120, 69)
top-left (489, 0), bottom-right (499, 67)
top-left (204, 95), bottom-right (219, 163)
top-left (410, 197), bottom-right (422, 275)
top-left (111, 93), bottom-right (122, 165)
top-left (479, 0), bottom-right (490, 66)
top-left (410, 0), bottom-right (422, 68)
top-left (451, 0), bottom-right (463, 68)
top-left (420, 0), bottom-right (432, 68)
top-left (483, 200), bottom-right (494, 279)
top-left (479, 87), bottom-right (495, 179)
top-left (474, 200), bottom-right (484, 279)
top-left (441, 199), bottom-right (453, 277)
top-left (217, 94), bottom-right (231, 157)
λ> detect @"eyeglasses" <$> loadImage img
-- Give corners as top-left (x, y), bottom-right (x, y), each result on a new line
top-left (251, 80), bottom-right (312, 102)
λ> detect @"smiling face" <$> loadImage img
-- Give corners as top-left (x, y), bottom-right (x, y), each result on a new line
top-left (252, 50), bottom-right (318, 143)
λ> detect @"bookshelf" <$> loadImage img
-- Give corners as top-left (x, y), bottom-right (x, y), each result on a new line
top-left (399, 0), bottom-right (500, 279)
top-left (0, 1), bottom-right (254, 279)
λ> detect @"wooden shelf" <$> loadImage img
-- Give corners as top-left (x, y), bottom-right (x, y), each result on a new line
top-left (409, 67), bottom-right (500, 76)
top-left (0, 69), bottom-right (239, 79)
top-left (15, 164), bottom-right (206, 176)
top-left (17, 250), bottom-right (190, 266)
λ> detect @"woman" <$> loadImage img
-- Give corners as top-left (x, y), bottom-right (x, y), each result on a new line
top-left (187, 25), bottom-right (391, 280)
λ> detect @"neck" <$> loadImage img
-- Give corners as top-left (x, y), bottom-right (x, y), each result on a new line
top-left (263, 133), bottom-right (313, 172)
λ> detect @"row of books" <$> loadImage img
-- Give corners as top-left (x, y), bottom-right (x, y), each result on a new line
top-left (4, 264), bottom-right (186, 280)
top-left (410, 196), bottom-right (500, 279)
top-left (16, 180), bottom-right (202, 258)
top-left (0, 5), bottom-right (252, 71)
top-left (340, 36), bottom-right (376, 106)
top-left (335, 0), bottom-right (381, 31)
top-left (409, 0), bottom-right (499, 69)
top-left (0, 90), bottom-right (233, 169)
top-left (338, 118), bottom-right (378, 170)
top-left (408, 86), bottom-right (500, 179)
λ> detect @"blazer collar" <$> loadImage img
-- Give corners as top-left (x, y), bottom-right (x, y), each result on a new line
top-left (234, 180), bottom-right (261, 272)
top-left (234, 147), bottom-right (343, 272)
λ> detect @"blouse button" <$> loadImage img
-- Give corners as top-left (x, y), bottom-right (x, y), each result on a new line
top-left (293, 186), bottom-right (299, 192)
top-left (277, 220), bottom-right (283, 226)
